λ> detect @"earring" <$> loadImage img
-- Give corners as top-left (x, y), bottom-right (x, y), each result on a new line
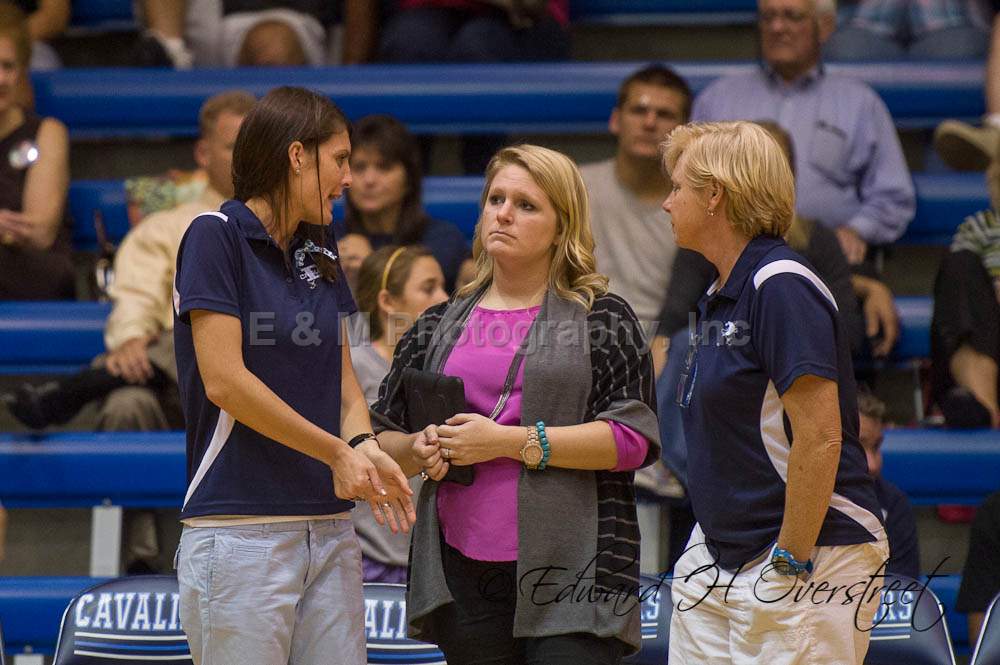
top-left (295, 168), bottom-right (301, 175)
top-left (707, 208), bottom-right (715, 216)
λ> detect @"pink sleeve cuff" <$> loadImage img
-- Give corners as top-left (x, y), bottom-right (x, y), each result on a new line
top-left (607, 420), bottom-right (651, 472)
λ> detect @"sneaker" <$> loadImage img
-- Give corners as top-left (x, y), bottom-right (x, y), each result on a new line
top-left (132, 31), bottom-right (193, 69)
top-left (933, 120), bottom-right (1000, 172)
top-left (0, 381), bottom-right (72, 430)
top-left (940, 386), bottom-right (993, 429)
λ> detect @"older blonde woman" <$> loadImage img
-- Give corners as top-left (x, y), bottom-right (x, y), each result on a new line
top-left (663, 121), bottom-right (890, 664)
top-left (371, 144), bottom-right (661, 664)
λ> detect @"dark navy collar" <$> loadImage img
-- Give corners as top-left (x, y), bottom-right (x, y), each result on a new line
top-left (220, 200), bottom-right (335, 256)
top-left (220, 199), bottom-right (272, 242)
top-left (711, 235), bottom-right (786, 302)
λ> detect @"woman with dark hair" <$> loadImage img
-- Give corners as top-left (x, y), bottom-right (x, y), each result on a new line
top-left (172, 86), bottom-right (415, 665)
top-left (351, 244), bottom-right (447, 583)
top-left (345, 114), bottom-right (470, 290)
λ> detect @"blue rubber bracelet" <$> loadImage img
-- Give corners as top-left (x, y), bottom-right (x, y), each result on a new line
top-left (771, 546), bottom-right (813, 575)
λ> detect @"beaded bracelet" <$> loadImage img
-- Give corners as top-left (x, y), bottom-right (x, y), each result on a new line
top-left (536, 421), bottom-right (550, 470)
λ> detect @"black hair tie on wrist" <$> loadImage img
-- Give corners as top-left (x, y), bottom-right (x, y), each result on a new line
top-left (348, 432), bottom-right (378, 448)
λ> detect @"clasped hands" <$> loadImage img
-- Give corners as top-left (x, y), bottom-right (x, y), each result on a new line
top-left (333, 438), bottom-right (416, 535)
top-left (0, 209), bottom-right (45, 249)
top-left (412, 413), bottom-right (512, 480)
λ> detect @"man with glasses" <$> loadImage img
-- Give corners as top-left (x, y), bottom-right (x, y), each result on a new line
top-left (692, 0), bottom-right (915, 269)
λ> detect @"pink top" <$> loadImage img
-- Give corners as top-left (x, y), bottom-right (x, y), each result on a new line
top-left (398, 0), bottom-right (570, 26)
top-left (437, 305), bottom-right (650, 562)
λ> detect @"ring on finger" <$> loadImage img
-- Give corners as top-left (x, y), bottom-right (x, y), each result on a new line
top-left (442, 447), bottom-right (451, 459)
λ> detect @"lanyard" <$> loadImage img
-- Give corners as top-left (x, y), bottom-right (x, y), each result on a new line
top-left (451, 292), bottom-right (536, 421)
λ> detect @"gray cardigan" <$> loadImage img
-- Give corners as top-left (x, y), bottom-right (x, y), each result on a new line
top-left (370, 287), bottom-right (661, 654)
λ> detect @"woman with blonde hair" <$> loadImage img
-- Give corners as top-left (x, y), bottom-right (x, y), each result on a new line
top-left (370, 144), bottom-right (660, 664)
top-left (663, 121), bottom-right (888, 664)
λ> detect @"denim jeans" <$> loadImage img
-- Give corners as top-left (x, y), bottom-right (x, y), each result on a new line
top-left (176, 518), bottom-right (365, 665)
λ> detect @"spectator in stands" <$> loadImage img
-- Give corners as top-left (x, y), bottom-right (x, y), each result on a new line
top-left (663, 122), bottom-right (888, 663)
top-left (930, 167), bottom-right (1000, 429)
top-left (133, 0), bottom-right (194, 69)
top-left (2, 91), bottom-right (255, 433)
top-left (935, 2), bottom-right (1000, 171)
top-left (857, 390), bottom-right (919, 578)
top-left (338, 231), bottom-right (373, 295)
top-left (580, 64), bottom-right (690, 375)
top-left (351, 245), bottom-right (447, 583)
top-left (825, 0), bottom-right (990, 61)
top-left (344, 115), bottom-right (470, 291)
top-left (170, 0), bottom-right (342, 67)
top-left (344, 1), bottom-right (570, 173)
top-left (3, 90), bottom-right (253, 574)
top-left (0, 2), bottom-right (73, 300)
top-left (7, 0), bottom-right (69, 71)
top-left (371, 144), bottom-right (659, 661)
top-left (173, 87), bottom-right (414, 665)
top-left (692, 0), bottom-right (916, 267)
top-left (344, 0), bottom-right (569, 64)
top-left (957, 490), bottom-right (1000, 647)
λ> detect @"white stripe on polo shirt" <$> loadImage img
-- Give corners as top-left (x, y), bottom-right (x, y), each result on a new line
top-left (172, 211), bottom-right (228, 318)
top-left (759, 381), bottom-right (883, 538)
top-left (752, 259), bottom-right (838, 311)
top-left (183, 409), bottom-right (235, 509)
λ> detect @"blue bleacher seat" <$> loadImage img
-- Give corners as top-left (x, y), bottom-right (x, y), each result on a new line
top-left (69, 0), bottom-right (135, 32)
top-left (0, 432), bottom-right (184, 508)
top-left (930, 574), bottom-right (969, 656)
top-left (69, 173), bottom-right (987, 252)
top-left (1, 429), bottom-right (996, 510)
top-left (68, 180), bottom-right (129, 252)
top-left (623, 575), bottom-right (671, 664)
top-left (31, 62), bottom-right (985, 139)
top-left (52, 575), bottom-right (190, 665)
top-left (0, 577), bottom-right (101, 656)
top-left (363, 584), bottom-right (446, 664)
top-left (910, 174), bottom-right (990, 246)
top-left (0, 302), bottom-right (109, 374)
top-left (0, 573), bottom-right (976, 661)
top-left (866, 575), bottom-right (958, 665)
top-left (0, 295), bottom-right (929, 374)
top-left (881, 430), bottom-right (1000, 506)
top-left (893, 296), bottom-right (932, 361)
top-left (0, 577), bottom-right (445, 662)
top-left (972, 592), bottom-right (1000, 665)
top-left (572, 0), bottom-right (758, 26)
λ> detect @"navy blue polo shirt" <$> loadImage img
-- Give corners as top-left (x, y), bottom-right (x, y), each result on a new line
top-left (681, 235), bottom-right (883, 570)
top-left (173, 200), bottom-right (357, 520)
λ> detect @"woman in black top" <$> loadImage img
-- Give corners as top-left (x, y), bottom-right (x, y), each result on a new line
top-left (0, 3), bottom-right (74, 300)
top-left (344, 114), bottom-right (470, 291)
